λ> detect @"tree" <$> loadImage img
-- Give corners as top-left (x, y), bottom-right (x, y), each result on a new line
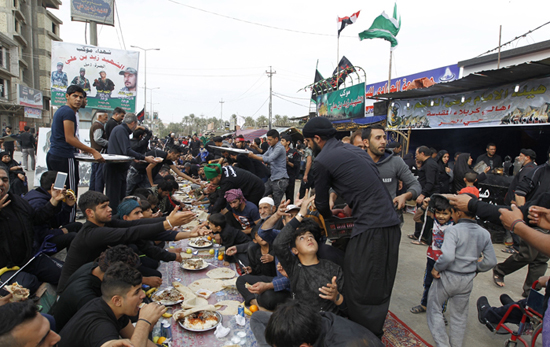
top-left (244, 116), bottom-right (255, 127)
top-left (257, 115), bottom-right (268, 128)
top-left (274, 115), bottom-right (281, 126)
top-left (282, 115), bottom-right (289, 126)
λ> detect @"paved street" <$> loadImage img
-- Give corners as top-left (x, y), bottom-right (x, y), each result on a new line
top-left (16, 150), bottom-right (545, 346)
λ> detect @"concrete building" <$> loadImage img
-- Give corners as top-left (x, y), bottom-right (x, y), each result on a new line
top-left (0, 0), bottom-right (62, 133)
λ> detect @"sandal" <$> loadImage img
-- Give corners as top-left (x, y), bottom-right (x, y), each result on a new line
top-left (407, 234), bottom-right (416, 240)
top-left (501, 247), bottom-right (518, 254)
top-left (410, 305), bottom-right (426, 314)
top-left (411, 240), bottom-right (428, 245)
top-left (493, 273), bottom-right (505, 287)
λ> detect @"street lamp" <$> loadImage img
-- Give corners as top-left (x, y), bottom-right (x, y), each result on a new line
top-left (130, 45), bottom-right (160, 118)
top-left (146, 87), bottom-right (160, 121)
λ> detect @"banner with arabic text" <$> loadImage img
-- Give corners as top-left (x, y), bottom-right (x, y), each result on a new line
top-left (17, 84), bottom-right (43, 109)
top-left (71, 0), bottom-right (114, 26)
top-left (388, 77), bottom-right (550, 129)
top-left (316, 83), bottom-right (365, 121)
top-left (51, 42), bottom-right (139, 112)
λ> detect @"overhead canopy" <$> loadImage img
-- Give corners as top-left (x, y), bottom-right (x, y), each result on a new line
top-left (235, 128), bottom-right (268, 141)
top-left (374, 58), bottom-right (550, 100)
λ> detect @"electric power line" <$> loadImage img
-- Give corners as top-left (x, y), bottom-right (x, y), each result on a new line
top-left (114, 1), bottom-right (127, 50)
top-left (273, 94), bottom-right (309, 108)
top-left (477, 20), bottom-right (550, 57)
top-left (273, 91), bottom-right (310, 100)
top-left (251, 97), bottom-right (270, 117)
top-left (164, 0), bottom-right (354, 38)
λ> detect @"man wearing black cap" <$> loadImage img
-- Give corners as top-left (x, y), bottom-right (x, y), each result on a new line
top-left (493, 147), bottom-right (549, 296)
top-left (505, 149), bottom-right (537, 206)
top-left (302, 117), bottom-right (401, 338)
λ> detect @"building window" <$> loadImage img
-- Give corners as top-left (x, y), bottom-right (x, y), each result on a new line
top-left (52, 23), bottom-right (58, 35)
top-left (0, 47), bottom-right (4, 68)
top-left (15, 19), bottom-right (20, 33)
top-left (0, 79), bottom-right (6, 98)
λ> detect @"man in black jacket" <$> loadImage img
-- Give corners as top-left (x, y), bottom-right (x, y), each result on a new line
top-left (56, 190), bottom-right (196, 294)
top-left (203, 164), bottom-right (265, 213)
top-left (0, 166), bottom-right (67, 294)
top-left (412, 146), bottom-right (440, 243)
top-left (476, 142), bottom-right (502, 171)
top-left (104, 107), bottom-right (125, 140)
top-left (104, 114), bottom-right (155, 213)
top-left (302, 117), bottom-right (401, 338)
top-left (129, 127), bottom-right (152, 155)
top-left (20, 126), bottom-right (35, 171)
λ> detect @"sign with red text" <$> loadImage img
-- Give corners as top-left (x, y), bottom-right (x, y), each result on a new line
top-left (388, 77), bottom-right (550, 129)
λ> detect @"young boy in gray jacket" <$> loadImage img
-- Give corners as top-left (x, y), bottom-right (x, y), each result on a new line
top-left (427, 194), bottom-right (497, 347)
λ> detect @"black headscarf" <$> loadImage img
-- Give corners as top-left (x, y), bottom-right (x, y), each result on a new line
top-left (452, 153), bottom-right (472, 193)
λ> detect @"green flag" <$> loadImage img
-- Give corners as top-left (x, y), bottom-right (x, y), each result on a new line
top-left (358, 3), bottom-right (401, 49)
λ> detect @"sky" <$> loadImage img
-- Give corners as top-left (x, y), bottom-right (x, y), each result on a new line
top-left (51, 0), bottom-right (550, 125)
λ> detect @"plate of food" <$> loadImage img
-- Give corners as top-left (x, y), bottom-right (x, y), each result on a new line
top-left (188, 238), bottom-right (212, 249)
top-left (151, 287), bottom-right (185, 305)
top-left (177, 310), bottom-right (222, 332)
top-left (182, 258), bottom-right (208, 271)
top-left (74, 153), bottom-right (134, 163)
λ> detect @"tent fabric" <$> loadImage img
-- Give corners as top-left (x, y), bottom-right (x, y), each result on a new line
top-left (235, 128), bottom-right (268, 141)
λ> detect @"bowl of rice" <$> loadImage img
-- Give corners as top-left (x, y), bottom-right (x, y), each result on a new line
top-left (177, 310), bottom-right (222, 332)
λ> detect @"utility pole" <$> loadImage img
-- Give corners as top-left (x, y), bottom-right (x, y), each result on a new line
top-left (266, 66), bottom-right (276, 130)
top-left (131, 46), bottom-right (160, 121)
top-left (90, 22), bottom-right (98, 45)
top-left (219, 98), bottom-right (225, 122)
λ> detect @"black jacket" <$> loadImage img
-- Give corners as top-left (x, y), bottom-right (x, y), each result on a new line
top-left (211, 166), bottom-right (265, 213)
top-left (130, 129), bottom-right (152, 154)
top-left (57, 217), bottom-right (176, 294)
top-left (505, 161), bottom-right (537, 205)
top-left (0, 193), bottom-right (57, 268)
top-left (20, 131), bottom-right (35, 149)
top-left (104, 118), bottom-right (120, 140)
top-left (515, 162), bottom-right (550, 203)
top-left (24, 187), bottom-right (72, 244)
top-left (312, 138), bottom-right (400, 237)
top-left (418, 157), bottom-right (440, 196)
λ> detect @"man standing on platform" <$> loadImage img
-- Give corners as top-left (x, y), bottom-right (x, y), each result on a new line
top-left (104, 113), bottom-right (155, 213)
top-left (47, 85), bottom-right (104, 220)
top-left (89, 111), bottom-right (109, 192)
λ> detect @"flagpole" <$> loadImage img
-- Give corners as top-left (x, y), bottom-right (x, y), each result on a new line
top-left (387, 46), bottom-right (393, 124)
top-left (337, 35), bottom-right (340, 77)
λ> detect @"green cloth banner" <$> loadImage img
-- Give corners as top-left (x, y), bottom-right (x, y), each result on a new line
top-left (316, 83), bottom-right (365, 121)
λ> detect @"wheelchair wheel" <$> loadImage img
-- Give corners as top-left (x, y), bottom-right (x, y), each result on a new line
top-left (530, 323), bottom-right (542, 347)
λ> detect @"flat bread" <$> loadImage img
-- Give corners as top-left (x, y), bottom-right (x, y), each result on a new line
top-left (206, 267), bottom-right (236, 279)
top-left (4, 282), bottom-right (29, 302)
top-left (188, 278), bottom-right (225, 293)
top-left (181, 297), bottom-right (208, 309)
top-left (215, 300), bottom-right (241, 315)
top-left (245, 282), bottom-right (252, 289)
top-left (172, 282), bottom-right (198, 306)
top-left (222, 278), bottom-right (237, 288)
top-left (180, 252), bottom-right (192, 259)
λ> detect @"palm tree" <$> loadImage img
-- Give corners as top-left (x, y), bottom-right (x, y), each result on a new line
top-left (282, 115), bottom-right (289, 126)
top-left (244, 116), bottom-right (255, 127)
top-left (257, 115), bottom-right (268, 128)
top-left (274, 115), bottom-right (281, 126)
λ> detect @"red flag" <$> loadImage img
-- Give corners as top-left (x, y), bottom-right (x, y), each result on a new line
top-left (337, 11), bottom-right (360, 37)
top-left (136, 108), bottom-right (145, 122)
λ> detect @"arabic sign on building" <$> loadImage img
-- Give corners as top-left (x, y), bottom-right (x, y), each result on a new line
top-left (51, 42), bottom-right (139, 112)
top-left (71, 0), bottom-right (114, 26)
top-left (24, 107), bottom-right (42, 119)
top-left (17, 84), bottom-right (43, 109)
top-left (363, 65), bottom-right (460, 124)
top-left (388, 77), bottom-right (550, 129)
top-left (316, 83), bottom-right (365, 121)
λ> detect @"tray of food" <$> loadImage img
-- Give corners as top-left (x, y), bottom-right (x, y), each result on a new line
top-left (182, 259), bottom-right (209, 271)
top-left (151, 287), bottom-right (185, 305)
top-left (177, 310), bottom-right (222, 332)
top-left (74, 153), bottom-right (134, 163)
top-left (188, 237), bottom-right (212, 249)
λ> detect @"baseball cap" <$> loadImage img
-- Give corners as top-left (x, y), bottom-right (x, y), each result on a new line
top-left (285, 204), bottom-right (300, 213)
top-left (119, 67), bottom-right (137, 75)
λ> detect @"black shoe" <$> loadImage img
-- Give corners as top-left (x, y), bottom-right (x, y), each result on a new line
top-left (500, 293), bottom-right (514, 306)
top-left (477, 296), bottom-right (490, 324)
top-left (522, 291), bottom-right (529, 298)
